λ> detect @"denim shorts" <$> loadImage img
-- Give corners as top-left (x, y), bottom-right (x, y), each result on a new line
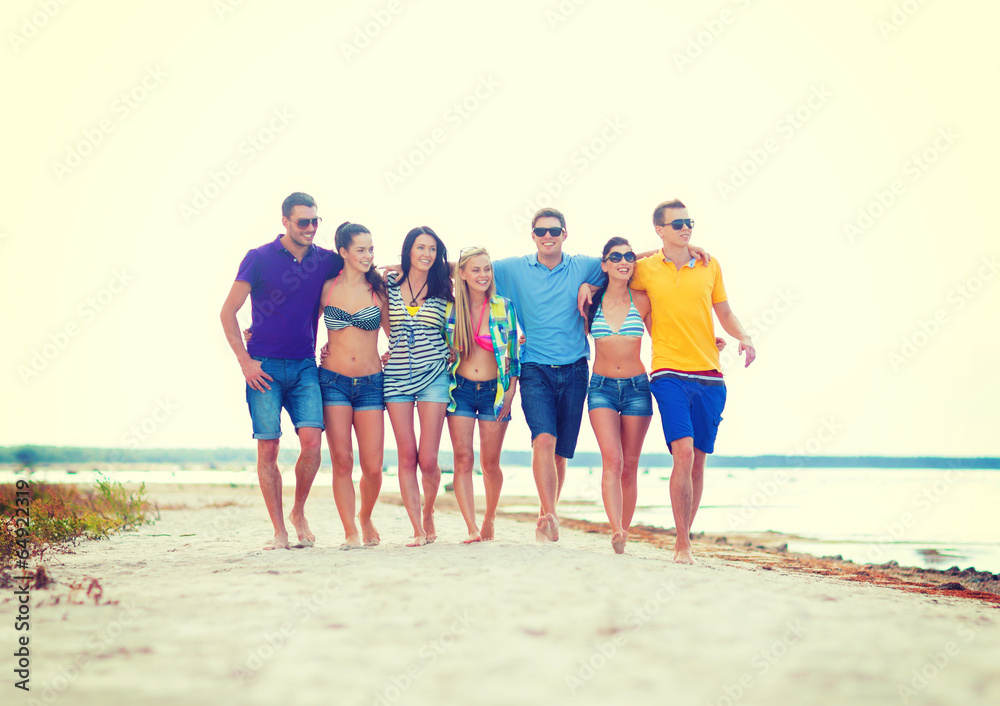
top-left (448, 374), bottom-right (512, 422)
top-left (384, 369), bottom-right (451, 405)
top-left (587, 373), bottom-right (653, 416)
top-left (518, 358), bottom-right (589, 459)
top-left (650, 373), bottom-right (727, 454)
top-left (245, 357), bottom-right (324, 440)
top-left (318, 368), bottom-right (384, 412)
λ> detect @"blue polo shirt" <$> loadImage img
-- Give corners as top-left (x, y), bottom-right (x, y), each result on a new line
top-left (493, 253), bottom-right (604, 365)
top-left (235, 235), bottom-right (344, 359)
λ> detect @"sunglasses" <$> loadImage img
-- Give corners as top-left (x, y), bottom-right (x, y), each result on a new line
top-left (661, 218), bottom-right (694, 230)
top-left (291, 217), bottom-right (322, 228)
top-left (532, 227), bottom-right (564, 237)
top-left (603, 251), bottom-right (636, 263)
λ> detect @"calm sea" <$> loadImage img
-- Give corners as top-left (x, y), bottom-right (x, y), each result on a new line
top-left (3, 465), bottom-right (996, 573)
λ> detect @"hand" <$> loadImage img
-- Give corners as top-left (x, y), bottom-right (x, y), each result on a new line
top-left (497, 388), bottom-right (516, 421)
top-left (319, 343), bottom-right (330, 362)
top-left (518, 334), bottom-right (526, 346)
top-left (715, 337), bottom-right (727, 352)
top-left (577, 283), bottom-right (595, 317)
top-left (241, 358), bottom-right (273, 392)
top-left (380, 351), bottom-right (391, 368)
top-left (242, 328), bottom-right (252, 343)
top-left (690, 245), bottom-right (712, 264)
top-left (448, 347), bottom-right (457, 364)
top-left (738, 338), bottom-right (756, 367)
top-left (379, 264), bottom-right (403, 281)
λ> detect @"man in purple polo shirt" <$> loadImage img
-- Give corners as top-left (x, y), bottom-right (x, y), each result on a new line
top-left (220, 192), bottom-right (343, 550)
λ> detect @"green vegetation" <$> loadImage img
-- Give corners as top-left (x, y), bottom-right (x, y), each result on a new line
top-left (0, 478), bottom-right (153, 573)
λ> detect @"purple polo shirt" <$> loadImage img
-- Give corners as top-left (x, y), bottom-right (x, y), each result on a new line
top-left (235, 235), bottom-right (344, 359)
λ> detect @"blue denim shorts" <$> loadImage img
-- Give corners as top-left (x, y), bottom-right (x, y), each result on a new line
top-left (587, 373), bottom-right (653, 416)
top-left (518, 358), bottom-right (589, 459)
top-left (650, 373), bottom-right (727, 454)
top-left (384, 369), bottom-right (450, 405)
top-left (318, 368), bottom-right (384, 411)
top-left (448, 374), bottom-right (512, 422)
top-left (245, 357), bottom-right (324, 440)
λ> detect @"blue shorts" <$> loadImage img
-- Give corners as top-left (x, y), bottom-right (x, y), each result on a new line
top-left (246, 357), bottom-right (324, 440)
top-left (319, 369), bottom-right (384, 411)
top-left (587, 373), bottom-right (653, 416)
top-left (519, 358), bottom-right (589, 459)
top-left (650, 373), bottom-right (727, 454)
top-left (384, 369), bottom-right (450, 405)
top-left (448, 374), bottom-right (512, 422)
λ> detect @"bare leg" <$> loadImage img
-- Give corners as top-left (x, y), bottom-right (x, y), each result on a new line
top-left (386, 402), bottom-right (425, 546)
top-left (669, 436), bottom-right (696, 564)
top-left (691, 449), bottom-right (707, 527)
top-left (289, 426), bottom-right (321, 547)
top-left (355, 408), bottom-right (385, 547)
top-left (478, 418), bottom-right (508, 541)
top-left (621, 414), bottom-right (652, 533)
top-left (417, 401), bottom-right (447, 543)
top-left (448, 415), bottom-right (481, 542)
top-left (326, 406), bottom-right (361, 547)
top-left (257, 439), bottom-right (289, 550)
top-left (590, 408), bottom-right (627, 553)
top-left (532, 433), bottom-right (560, 542)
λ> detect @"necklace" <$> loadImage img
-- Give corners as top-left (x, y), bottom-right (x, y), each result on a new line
top-left (406, 278), bottom-right (428, 306)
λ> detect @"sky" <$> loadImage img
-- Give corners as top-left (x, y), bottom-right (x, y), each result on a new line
top-left (1, 0), bottom-right (998, 458)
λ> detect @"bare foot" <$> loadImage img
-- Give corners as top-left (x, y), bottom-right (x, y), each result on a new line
top-left (341, 533), bottom-right (362, 549)
top-left (406, 534), bottom-right (428, 548)
top-left (463, 531), bottom-right (482, 544)
top-left (611, 529), bottom-right (627, 555)
top-left (480, 517), bottom-right (495, 541)
top-left (264, 533), bottom-right (289, 551)
top-left (543, 513), bottom-right (559, 542)
top-left (674, 547), bottom-right (695, 565)
top-left (535, 516), bottom-right (549, 543)
top-left (360, 516), bottom-right (380, 547)
top-left (422, 510), bottom-right (436, 544)
top-left (289, 510), bottom-right (316, 547)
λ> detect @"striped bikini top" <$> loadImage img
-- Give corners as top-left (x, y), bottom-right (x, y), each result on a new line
top-left (324, 274), bottom-right (381, 331)
top-left (591, 292), bottom-right (644, 339)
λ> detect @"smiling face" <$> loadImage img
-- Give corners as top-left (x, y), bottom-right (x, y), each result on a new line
top-left (282, 205), bottom-right (319, 248)
top-left (339, 231), bottom-right (374, 274)
top-left (602, 243), bottom-right (635, 282)
top-left (530, 216), bottom-right (566, 258)
top-left (459, 253), bottom-right (493, 295)
top-left (654, 207), bottom-right (693, 249)
top-left (407, 234), bottom-right (438, 273)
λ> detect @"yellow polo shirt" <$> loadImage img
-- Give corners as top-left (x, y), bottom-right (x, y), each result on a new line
top-left (631, 253), bottom-right (728, 373)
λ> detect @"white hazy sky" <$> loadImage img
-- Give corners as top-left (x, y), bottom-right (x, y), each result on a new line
top-left (2, 0), bottom-right (997, 458)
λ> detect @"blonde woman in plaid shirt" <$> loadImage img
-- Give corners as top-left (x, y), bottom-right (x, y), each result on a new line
top-left (444, 247), bottom-right (520, 543)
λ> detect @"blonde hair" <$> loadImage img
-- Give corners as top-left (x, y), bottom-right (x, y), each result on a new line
top-left (453, 247), bottom-right (495, 355)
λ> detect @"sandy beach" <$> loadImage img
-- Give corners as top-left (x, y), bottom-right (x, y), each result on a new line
top-left (6, 483), bottom-right (1000, 706)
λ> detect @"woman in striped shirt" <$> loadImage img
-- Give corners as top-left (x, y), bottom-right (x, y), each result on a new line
top-left (384, 226), bottom-right (454, 547)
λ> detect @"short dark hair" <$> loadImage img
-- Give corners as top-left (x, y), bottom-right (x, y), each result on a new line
top-left (531, 208), bottom-right (566, 230)
top-left (653, 199), bottom-right (687, 227)
top-left (282, 192), bottom-right (316, 218)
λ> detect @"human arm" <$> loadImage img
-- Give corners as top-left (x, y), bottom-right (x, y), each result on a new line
top-left (577, 282), bottom-right (600, 318)
top-left (220, 281), bottom-right (273, 391)
top-left (713, 300), bottom-right (755, 367)
top-left (497, 300), bottom-right (520, 420)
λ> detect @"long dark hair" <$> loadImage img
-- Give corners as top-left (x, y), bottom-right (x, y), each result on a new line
top-left (587, 237), bottom-right (632, 332)
top-left (395, 226), bottom-right (453, 302)
top-left (335, 221), bottom-right (386, 299)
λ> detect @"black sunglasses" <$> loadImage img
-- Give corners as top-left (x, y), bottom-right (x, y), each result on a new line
top-left (532, 227), bottom-right (564, 237)
top-left (603, 251), bottom-right (636, 263)
top-left (661, 218), bottom-right (694, 230)
top-left (292, 217), bottom-right (322, 228)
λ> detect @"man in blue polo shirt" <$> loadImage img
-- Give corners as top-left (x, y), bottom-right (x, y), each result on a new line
top-left (220, 192), bottom-right (343, 550)
top-left (493, 208), bottom-right (605, 542)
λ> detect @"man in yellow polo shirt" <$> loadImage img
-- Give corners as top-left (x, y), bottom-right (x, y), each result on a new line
top-left (631, 199), bottom-right (756, 565)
